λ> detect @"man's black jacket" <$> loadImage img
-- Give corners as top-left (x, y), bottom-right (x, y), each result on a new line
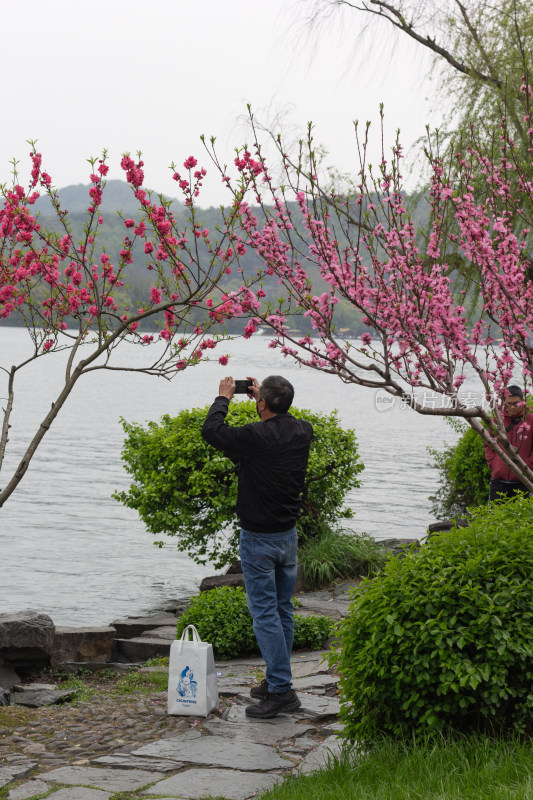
top-left (201, 396), bottom-right (313, 533)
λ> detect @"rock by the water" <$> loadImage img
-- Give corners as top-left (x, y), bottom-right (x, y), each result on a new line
top-left (0, 611), bottom-right (54, 670)
top-left (112, 635), bottom-right (173, 663)
top-left (427, 518), bottom-right (469, 534)
top-left (139, 626), bottom-right (177, 641)
top-left (51, 626), bottom-right (116, 666)
top-left (199, 573), bottom-right (246, 592)
top-left (109, 615), bottom-right (179, 640)
top-left (379, 538), bottom-right (420, 556)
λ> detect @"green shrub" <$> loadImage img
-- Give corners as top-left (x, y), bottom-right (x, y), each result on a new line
top-left (114, 402), bottom-right (363, 568)
top-left (428, 418), bottom-right (491, 517)
top-left (176, 586), bottom-right (333, 659)
top-left (292, 613), bottom-right (332, 651)
top-left (299, 524), bottom-right (388, 590)
top-left (330, 497), bottom-right (533, 741)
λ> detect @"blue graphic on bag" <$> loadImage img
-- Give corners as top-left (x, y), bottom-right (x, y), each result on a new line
top-left (176, 665), bottom-right (198, 701)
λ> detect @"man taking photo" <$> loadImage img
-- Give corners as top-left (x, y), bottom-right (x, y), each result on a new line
top-left (201, 375), bottom-right (313, 719)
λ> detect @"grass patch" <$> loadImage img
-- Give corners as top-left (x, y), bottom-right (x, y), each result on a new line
top-left (299, 526), bottom-right (388, 590)
top-left (0, 704), bottom-right (35, 730)
top-left (143, 656), bottom-right (170, 668)
top-left (113, 668), bottom-right (168, 695)
top-left (55, 672), bottom-right (94, 702)
top-left (258, 735), bottom-right (533, 800)
top-left (109, 795), bottom-right (230, 800)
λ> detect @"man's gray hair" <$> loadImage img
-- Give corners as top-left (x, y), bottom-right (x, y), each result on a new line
top-left (259, 375), bottom-right (294, 413)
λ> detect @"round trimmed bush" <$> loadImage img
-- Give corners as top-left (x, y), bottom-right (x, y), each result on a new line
top-left (176, 586), bottom-right (333, 659)
top-left (331, 497), bottom-right (533, 740)
top-left (115, 402), bottom-right (363, 569)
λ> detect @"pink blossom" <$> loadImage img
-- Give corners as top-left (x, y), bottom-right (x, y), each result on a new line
top-left (218, 355), bottom-right (229, 366)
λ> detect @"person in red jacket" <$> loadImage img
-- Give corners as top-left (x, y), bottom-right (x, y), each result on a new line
top-left (484, 385), bottom-right (533, 502)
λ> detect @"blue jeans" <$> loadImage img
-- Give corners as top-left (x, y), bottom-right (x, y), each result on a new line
top-left (239, 527), bottom-right (298, 694)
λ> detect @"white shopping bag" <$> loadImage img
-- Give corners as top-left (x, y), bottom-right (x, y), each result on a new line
top-left (167, 625), bottom-right (218, 716)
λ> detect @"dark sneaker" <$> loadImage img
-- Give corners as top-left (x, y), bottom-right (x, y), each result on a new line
top-left (250, 679), bottom-right (269, 700)
top-left (245, 690), bottom-right (301, 719)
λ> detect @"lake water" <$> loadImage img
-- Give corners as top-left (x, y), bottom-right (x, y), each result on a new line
top-left (0, 326), bottom-right (459, 626)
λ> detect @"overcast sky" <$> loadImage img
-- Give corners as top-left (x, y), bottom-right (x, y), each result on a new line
top-left (2, 0), bottom-right (438, 208)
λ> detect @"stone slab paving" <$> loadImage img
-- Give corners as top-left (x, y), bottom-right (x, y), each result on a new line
top-left (296, 595), bottom-right (351, 619)
top-left (293, 734), bottom-right (344, 775)
top-left (7, 778), bottom-right (49, 800)
top-left (216, 677), bottom-right (255, 696)
top-left (92, 754), bottom-right (184, 771)
top-left (292, 692), bottom-right (341, 719)
top-left (291, 673), bottom-right (338, 692)
top-left (0, 764), bottom-right (36, 790)
top-left (321, 719), bottom-right (345, 736)
top-left (1, 636), bottom-right (347, 799)
top-left (280, 736), bottom-right (318, 753)
top-left (291, 655), bottom-right (329, 679)
top-left (37, 789), bottom-right (112, 800)
top-left (132, 735), bottom-right (288, 771)
top-left (204, 715), bottom-right (317, 745)
top-left (331, 580), bottom-right (360, 597)
top-left (143, 767), bottom-right (282, 799)
top-left (40, 765), bottom-right (164, 792)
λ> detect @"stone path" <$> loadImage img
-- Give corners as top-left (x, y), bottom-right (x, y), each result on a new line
top-left (0, 586), bottom-right (355, 800)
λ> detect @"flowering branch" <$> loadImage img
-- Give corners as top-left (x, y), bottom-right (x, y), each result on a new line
top-left (202, 98), bottom-right (533, 491)
top-left (0, 147), bottom-right (263, 507)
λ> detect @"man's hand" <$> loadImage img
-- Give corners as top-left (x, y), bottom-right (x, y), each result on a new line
top-left (246, 377), bottom-right (260, 401)
top-left (219, 376), bottom-right (236, 400)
